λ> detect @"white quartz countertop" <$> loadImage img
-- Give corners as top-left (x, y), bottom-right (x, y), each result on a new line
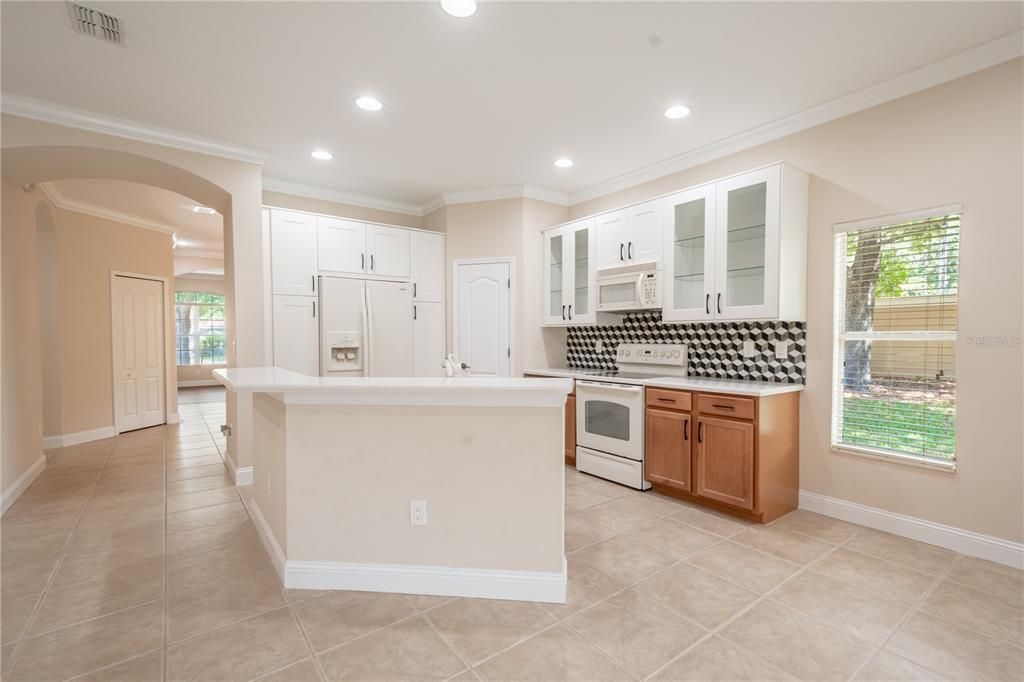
top-left (213, 367), bottom-right (574, 407)
top-left (523, 368), bottom-right (804, 397)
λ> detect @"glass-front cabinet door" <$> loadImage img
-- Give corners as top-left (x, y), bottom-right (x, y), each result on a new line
top-left (663, 184), bottom-right (716, 322)
top-left (543, 228), bottom-right (566, 324)
top-left (567, 218), bottom-right (596, 324)
top-left (714, 165), bottom-right (780, 320)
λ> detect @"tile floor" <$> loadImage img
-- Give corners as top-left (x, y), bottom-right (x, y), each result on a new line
top-left (2, 411), bottom-right (1022, 681)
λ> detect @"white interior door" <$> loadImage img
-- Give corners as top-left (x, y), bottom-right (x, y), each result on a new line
top-left (112, 275), bottom-right (166, 433)
top-left (455, 260), bottom-right (511, 377)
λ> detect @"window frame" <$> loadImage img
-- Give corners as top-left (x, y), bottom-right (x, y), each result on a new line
top-left (174, 291), bottom-right (227, 367)
top-left (831, 204), bottom-right (961, 472)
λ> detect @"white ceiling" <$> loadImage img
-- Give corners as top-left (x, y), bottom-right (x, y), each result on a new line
top-left (2, 2), bottom-right (1022, 210)
top-left (44, 178), bottom-right (223, 256)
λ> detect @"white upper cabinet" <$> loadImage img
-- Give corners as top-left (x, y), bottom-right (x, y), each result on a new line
top-left (317, 216), bottom-right (366, 275)
top-left (411, 231), bottom-right (445, 302)
top-left (366, 224), bottom-right (411, 279)
top-left (543, 218), bottom-right (596, 326)
top-left (595, 210), bottom-right (629, 270)
top-left (662, 183), bottom-right (716, 322)
top-left (626, 200), bottom-right (663, 265)
top-left (270, 210), bottom-right (318, 297)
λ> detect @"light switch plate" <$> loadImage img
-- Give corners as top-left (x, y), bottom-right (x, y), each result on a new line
top-left (742, 340), bottom-right (756, 358)
top-left (775, 341), bottom-right (789, 360)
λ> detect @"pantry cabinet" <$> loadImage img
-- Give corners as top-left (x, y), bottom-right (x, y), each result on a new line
top-left (270, 210), bottom-right (318, 297)
top-left (272, 295), bottom-right (319, 376)
top-left (411, 231), bottom-right (445, 302)
top-left (543, 218), bottom-right (596, 326)
top-left (413, 301), bottom-right (446, 377)
top-left (644, 386), bottom-right (799, 523)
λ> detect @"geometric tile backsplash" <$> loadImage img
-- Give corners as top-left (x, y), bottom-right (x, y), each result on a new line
top-left (566, 312), bottom-right (807, 384)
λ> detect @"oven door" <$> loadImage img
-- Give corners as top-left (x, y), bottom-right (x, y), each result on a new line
top-left (575, 381), bottom-right (644, 461)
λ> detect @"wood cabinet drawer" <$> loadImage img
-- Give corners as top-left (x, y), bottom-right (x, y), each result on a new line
top-left (697, 394), bottom-right (754, 420)
top-left (646, 388), bottom-right (691, 411)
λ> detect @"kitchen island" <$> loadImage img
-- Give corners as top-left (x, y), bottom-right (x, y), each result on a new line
top-left (213, 367), bottom-right (573, 603)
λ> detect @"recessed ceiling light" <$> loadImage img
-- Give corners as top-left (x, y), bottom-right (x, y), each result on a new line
top-left (355, 96), bottom-right (383, 112)
top-left (554, 158), bottom-right (574, 168)
top-left (441, 0), bottom-right (476, 17)
top-left (310, 149), bottom-right (333, 160)
top-left (664, 104), bottom-right (692, 120)
top-left (192, 205), bottom-right (217, 214)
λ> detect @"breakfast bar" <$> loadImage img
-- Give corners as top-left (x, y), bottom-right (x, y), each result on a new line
top-left (214, 367), bottom-right (573, 604)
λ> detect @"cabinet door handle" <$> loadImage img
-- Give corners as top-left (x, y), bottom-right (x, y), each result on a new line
top-left (698, 421), bottom-right (704, 443)
top-left (568, 304), bottom-right (573, 320)
top-left (717, 293), bottom-right (722, 314)
top-left (684, 418), bottom-right (689, 441)
top-left (370, 254), bottom-right (375, 271)
top-left (312, 300), bottom-right (316, 317)
top-left (562, 305), bottom-right (566, 321)
top-left (413, 305), bottom-right (417, 320)
top-left (413, 282), bottom-right (417, 298)
top-left (705, 293), bottom-right (710, 314)
top-left (311, 275), bottom-right (316, 292)
top-left (628, 241), bottom-right (633, 259)
top-left (619, 243), bottom-right (624, 261)
top-left (361, 253), bottom-right (365, 270)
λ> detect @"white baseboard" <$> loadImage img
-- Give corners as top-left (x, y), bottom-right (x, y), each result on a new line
top-left (250, 500), bottom-right (286, 580)
top-left (286, 559), bottom-right (567, 604)
top-left (52, 425), bottom-right (117, 448)
top-left (799, 490), bottom-right (1024, 570)
top-left (1, 455), bottom-right (46, 515)
top-left (234, 466), bottom-right (253, 486)
top-left (249, 500), bottom-right (566, 603)
top-left (178, 379), bottom-right (222, 388)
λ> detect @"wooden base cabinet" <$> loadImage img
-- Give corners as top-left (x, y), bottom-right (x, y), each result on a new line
top-left (645, 388), bottom-right (798, 523)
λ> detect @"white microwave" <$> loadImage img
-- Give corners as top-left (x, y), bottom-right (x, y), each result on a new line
top-left (596, 262), bottom-right (661, 312)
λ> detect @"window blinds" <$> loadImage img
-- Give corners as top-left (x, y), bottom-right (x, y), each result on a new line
top-left (831, 208), bottom-right (960, 465)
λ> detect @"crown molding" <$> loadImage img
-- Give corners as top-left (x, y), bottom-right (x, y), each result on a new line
top-left (262, 177), bottom-right (424, 217)
top-left (438, 184), bottom-right (569, 208)
top-left (37, 181), bottom-right (179, 235)
top-left (419, 195), bottom-right (446, 216)
top-left (568, 30), bottom-right (1024, 206)
top-left (1, 93), bottom-right (269, 166)
top-left (173, 247), bottom-right (224, 259)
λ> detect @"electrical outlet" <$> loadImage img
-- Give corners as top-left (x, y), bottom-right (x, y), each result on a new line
top-left (410, 500), bottom-right (427, 526)
top-left (742, 340), bottom-right (756, 358)
top-left (775, 340), bottom-right (789, 360)
top-left (595, 339), bottom-right (604, 353)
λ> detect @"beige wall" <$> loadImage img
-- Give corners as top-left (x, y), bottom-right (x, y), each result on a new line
top-left (36, 199), bottom-right (62, 438)
top-left (567, 59), bottom-right (1024, 543)
top-left (2, 114), bottom-right (265, 476)
top-left (175, 276), bottom-right (226, 385)
top-left (2, 180), bottom-right (45, 491)
top-left (53, 208), bottom-right (176, 434)
top-left (262, 189), bottom-right (422, 229)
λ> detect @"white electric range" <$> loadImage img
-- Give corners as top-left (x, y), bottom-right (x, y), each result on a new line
top-left (574, 343), bottom-right (687, 489)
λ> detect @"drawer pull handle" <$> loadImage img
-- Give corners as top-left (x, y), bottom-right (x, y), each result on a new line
top-left (657, 397), bottom-right (676, 403)
top-left (711, 404), bottom-right (735, 410)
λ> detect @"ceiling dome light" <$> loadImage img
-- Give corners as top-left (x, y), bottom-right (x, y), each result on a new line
top-left (310, 149), bottom-right (333, 160)
top-left (664, 104), bottom-right (692, 120)
top-left (355, 96), bottom-right (383, 112)
top-left (441, 0), bottom-right (477, 18)
top-left (554, 158), bottom-right (574, 168)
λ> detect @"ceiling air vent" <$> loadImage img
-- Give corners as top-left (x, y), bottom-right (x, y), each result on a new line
top-left (66, 1), bottom-right (124, 45)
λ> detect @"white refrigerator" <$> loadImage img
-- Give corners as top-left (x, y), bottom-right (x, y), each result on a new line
top-left (319, 276), bottom-right (414, 377)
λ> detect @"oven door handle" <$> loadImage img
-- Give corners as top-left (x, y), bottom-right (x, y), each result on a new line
top-left (577, 381), bottom-right (644, 395)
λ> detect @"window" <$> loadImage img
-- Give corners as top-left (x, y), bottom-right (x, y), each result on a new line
top-left (832, 206), bottom-right (960, 468)
top-left (175, 291), bottom-right (226, 365)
